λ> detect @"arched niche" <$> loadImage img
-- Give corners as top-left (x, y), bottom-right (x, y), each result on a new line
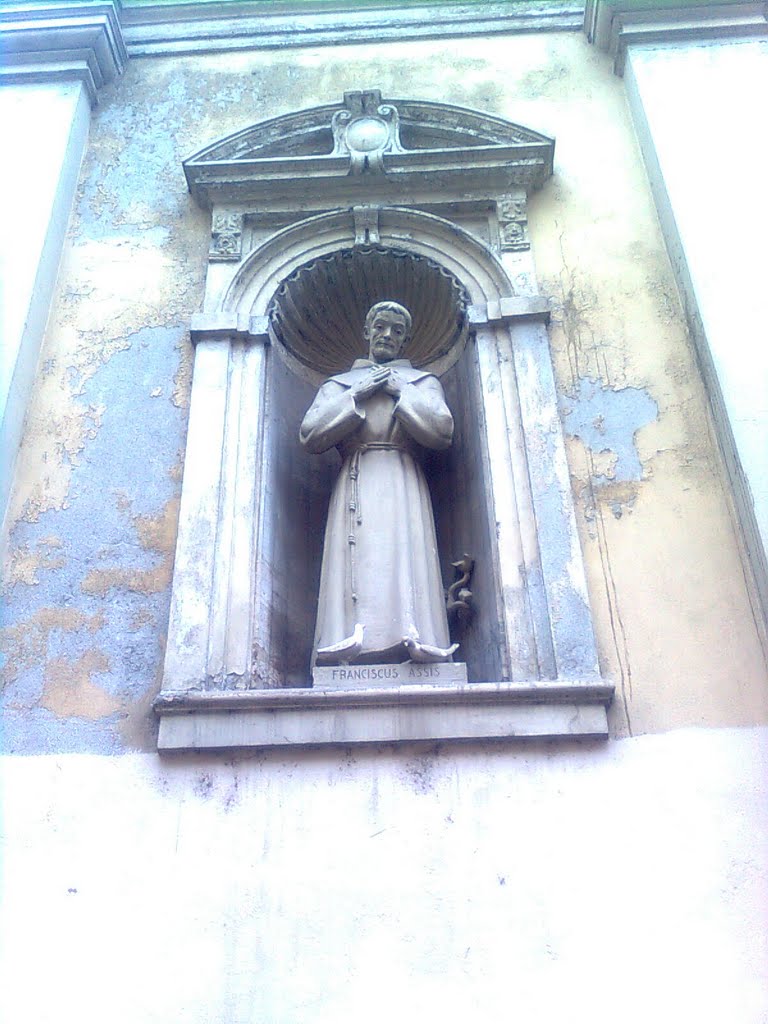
top-left (155, 92), bottom-right (612, 750)
top-left (221, 207), bottom-right (533, 688)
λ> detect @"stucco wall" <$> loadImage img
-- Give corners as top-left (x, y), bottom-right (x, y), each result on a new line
top-left (623, 36), bottom-right (768, 636)
top-left (2, 728), bottom-right (767, 1024)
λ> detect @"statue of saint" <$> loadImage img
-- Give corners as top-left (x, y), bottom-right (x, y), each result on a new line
top-left (300, 301), bottom-right (458, 666)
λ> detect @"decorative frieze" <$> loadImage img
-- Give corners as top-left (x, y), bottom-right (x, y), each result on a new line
top-left (209, 211), bottom-right (243, 261)
top-left (497, 195), bottom-right (530, 252)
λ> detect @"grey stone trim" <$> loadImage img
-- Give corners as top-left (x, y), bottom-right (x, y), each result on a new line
top-left (584, 1), bottom-right (768, 74)
top-left (122, 2), bottom-right (585, 57)
top-left (0, 1), bottom-right (126, 105)
top-left (0, 84), bottom-right (92, 554)
top-left (189, 312), bottom-right (270, 343)
top-left (182, 92), bottom-right (555, 209)
top-left (0, 5), bottom-right (126, 546)
top-left (468, 296), bottom-right (551, 324)
top-left (154, 680), bottom-right (614, 751)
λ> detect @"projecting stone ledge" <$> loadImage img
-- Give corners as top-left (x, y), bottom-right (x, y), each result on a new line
top-left (154, 680), bottom-right (614, 752)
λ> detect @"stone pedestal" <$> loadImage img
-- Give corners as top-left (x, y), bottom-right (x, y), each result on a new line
top-left (313, 661), bottom-right (468, 689)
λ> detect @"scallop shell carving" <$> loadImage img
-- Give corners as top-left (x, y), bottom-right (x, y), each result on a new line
top-left (268, 247), bottom-right (468, 378)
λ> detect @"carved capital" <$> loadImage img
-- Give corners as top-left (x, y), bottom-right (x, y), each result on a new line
top-left (189, 312), bottom-right (269, 344)
top-left (468, 296), bottom-right (551, 325)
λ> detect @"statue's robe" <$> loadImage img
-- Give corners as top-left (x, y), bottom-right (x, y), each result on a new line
top-left (300, 358), bottom-right (453, 664)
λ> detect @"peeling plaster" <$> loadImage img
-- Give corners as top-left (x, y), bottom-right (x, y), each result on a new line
top-left (2, 328), bottom-right (186, 755)
top-left (81, 497), bottom-right (178, 597)
top-left (5, 538), bottom-right (65, 586)
top-left (559, 377), bottom-right (658, 484)
top-left (40, 651), bottom-right (119, 720)
top-left (1, 608), bottom-right (105, 690)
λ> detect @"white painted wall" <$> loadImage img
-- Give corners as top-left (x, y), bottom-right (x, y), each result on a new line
top-left (1, 727), bottom-right (766, 1024)
top-left (623, 40), bottom-right (768, 619)
top-left (0, 81), bottom-right (90, 538)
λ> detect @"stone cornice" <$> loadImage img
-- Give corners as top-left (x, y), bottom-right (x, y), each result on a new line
top-left (121, 1), bottom-right (585, 56)
top-left (584, 1), bottom-right (768, 74)
top-left (0, 1), bottom-right (586, 71)
top-left (0, 1), bottom-right (127, 104)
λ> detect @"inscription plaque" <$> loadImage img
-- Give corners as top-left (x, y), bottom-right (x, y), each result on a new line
top-left (313, 661), bottom-right (468, 689)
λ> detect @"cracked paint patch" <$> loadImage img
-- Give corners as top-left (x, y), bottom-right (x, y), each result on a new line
top-left (559, 377), bottom-right (658, 484)
top-left (6, 538), bottom-right (66, 586)
top-left (1, 608), bottom-right (105, 691)
top-left (80, 497), bottom-right (178, 597)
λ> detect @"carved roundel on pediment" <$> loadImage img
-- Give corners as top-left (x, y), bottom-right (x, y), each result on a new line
top-left (267, 247), bottom-right (468, 379)
top-left (346, 117), bottom-right (388, 151)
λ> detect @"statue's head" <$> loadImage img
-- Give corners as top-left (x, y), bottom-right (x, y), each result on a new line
top-left (364, 301), bottom-right (412, 364)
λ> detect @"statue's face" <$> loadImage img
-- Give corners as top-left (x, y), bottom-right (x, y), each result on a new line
top-left (365, 310), bottom-right (409, 364)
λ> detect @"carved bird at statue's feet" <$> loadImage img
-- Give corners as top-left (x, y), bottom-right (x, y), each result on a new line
top-left (402, 634), bottom-right (459, 663)
top-left (316, 623), bottom-right (365, 665)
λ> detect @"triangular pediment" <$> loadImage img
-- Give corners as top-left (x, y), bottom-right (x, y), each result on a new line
top-left (183, 90), bottom-right (555, 208)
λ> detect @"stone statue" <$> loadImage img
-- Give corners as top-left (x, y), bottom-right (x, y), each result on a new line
top-left (300, 301), bottom-right (458, 666)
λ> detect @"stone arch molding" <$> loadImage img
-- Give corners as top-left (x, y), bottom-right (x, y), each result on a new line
top-left (219, 207), bottom-right (513, 383)
top-left (155, 92), bottom-right (613, 751)
top-left (224, 207), bottom-right (512, 316)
